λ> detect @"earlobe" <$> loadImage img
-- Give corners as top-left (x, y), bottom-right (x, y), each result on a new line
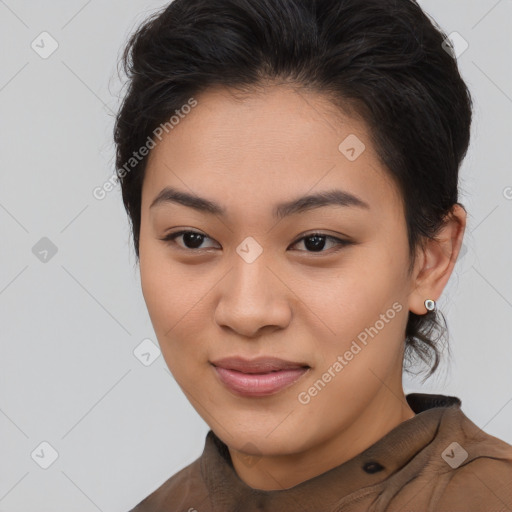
top-left (407, 204), bottom-right (467, 316)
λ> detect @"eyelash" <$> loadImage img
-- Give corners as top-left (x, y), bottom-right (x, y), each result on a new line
top-left (159, 230), bottom-right (352, 254)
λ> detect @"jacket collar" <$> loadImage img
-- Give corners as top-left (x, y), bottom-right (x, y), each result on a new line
top-left (199, 393), bottom-right (462, 511)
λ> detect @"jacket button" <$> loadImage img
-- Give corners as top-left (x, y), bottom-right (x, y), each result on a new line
top-left (363, 461), bottom-right (384, 474)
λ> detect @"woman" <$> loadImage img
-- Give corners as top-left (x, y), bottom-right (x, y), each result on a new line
top-left (114, 0), bottom-right (512, 510)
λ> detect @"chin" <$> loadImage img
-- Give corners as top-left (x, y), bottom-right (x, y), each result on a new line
top-left (219, 423), bottom-right (308, 456)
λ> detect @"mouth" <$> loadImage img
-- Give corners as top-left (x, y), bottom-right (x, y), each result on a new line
top-left (210, 356), bottom-right (310, 373)
top-left (210, 356), bottom-right (311, 397)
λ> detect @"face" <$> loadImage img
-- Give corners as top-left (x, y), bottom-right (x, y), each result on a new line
top-left (139, 84), bottom-right (416, 458)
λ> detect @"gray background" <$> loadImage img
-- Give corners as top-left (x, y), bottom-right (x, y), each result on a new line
top-left (0, 0), bottom-right (511, 510)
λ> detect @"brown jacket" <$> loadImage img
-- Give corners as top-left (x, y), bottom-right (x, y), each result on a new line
top-left (129, 393), bottom-right (512, 511)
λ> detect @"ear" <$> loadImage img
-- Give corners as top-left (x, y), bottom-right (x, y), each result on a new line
top-left (408, 204), bottom-right (467, 315)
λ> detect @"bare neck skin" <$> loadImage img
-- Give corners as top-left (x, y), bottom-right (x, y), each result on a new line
top-left (228, 367), bottom-right (415, 490)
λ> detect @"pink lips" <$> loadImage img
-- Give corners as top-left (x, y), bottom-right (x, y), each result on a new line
top-left (211, 356), bottom-right (310, 397)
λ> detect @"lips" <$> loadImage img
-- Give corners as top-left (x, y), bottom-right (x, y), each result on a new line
top-left (210, 356), bottom-right (309, 373)
top-left (210, 356), bottom-right (311, 397)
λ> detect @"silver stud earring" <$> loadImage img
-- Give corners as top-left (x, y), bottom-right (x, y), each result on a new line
top-left (424, 299), bottom-right (436, 312)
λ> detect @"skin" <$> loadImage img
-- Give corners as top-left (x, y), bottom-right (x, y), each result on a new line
top-left (138, 83), bottom-right (466, 491)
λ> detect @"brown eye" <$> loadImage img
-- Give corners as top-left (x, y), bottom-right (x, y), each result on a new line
top-left (290, 233), bottom-right (352, 253)
top-left (160, 230), bottom-right (220, 251)
top-left (160, 230), bottom-right (352, 254)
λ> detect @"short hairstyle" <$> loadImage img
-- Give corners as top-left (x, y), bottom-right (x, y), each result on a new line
top-left (114, 0), bottom-right (473, 378)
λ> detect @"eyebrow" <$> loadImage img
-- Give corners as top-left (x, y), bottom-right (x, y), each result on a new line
top-left (149, 186), bottom-right (370, 219)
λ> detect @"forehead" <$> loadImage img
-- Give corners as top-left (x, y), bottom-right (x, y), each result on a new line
top-left (142, 84), bottom-right (403, 221)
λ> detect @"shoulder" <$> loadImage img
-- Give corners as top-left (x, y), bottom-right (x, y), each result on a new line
top-left (436, 451), bottom-right (512, 510)
top-left (128, 457), bottom-right (211, 512)
top-left (433, 408), bottom-right (512, 510)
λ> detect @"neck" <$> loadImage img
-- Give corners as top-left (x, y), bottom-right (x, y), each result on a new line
top-left (229, 389), bottom-right (416, 491)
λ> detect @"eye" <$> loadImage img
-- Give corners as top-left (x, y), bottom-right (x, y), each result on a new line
top-left (289, 233), bottom-right (352, 253)
top-left (160, 230), bottom-right (352, 254)
top-left (159, 230), bottom-right (220, 251)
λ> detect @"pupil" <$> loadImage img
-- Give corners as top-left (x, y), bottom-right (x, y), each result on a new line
top-left (305, 235), bottom-right (326, 252)
top-left (184, 232), bottom-right (204, 249)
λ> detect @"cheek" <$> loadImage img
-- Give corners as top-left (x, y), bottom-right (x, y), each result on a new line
top-left (139, 249), bottom-right (210, 376)
top-left (300, 248), bottom-right (408, 361)
top-left (140, 254), bottom-right (175, 328)
top-left (300, 261), bottom-right (395, 326)
top-left (139, 236), bottom-right (190, 325)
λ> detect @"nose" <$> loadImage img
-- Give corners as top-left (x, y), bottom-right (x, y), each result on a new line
top-left (214, 252), bottom-right (292, 338)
